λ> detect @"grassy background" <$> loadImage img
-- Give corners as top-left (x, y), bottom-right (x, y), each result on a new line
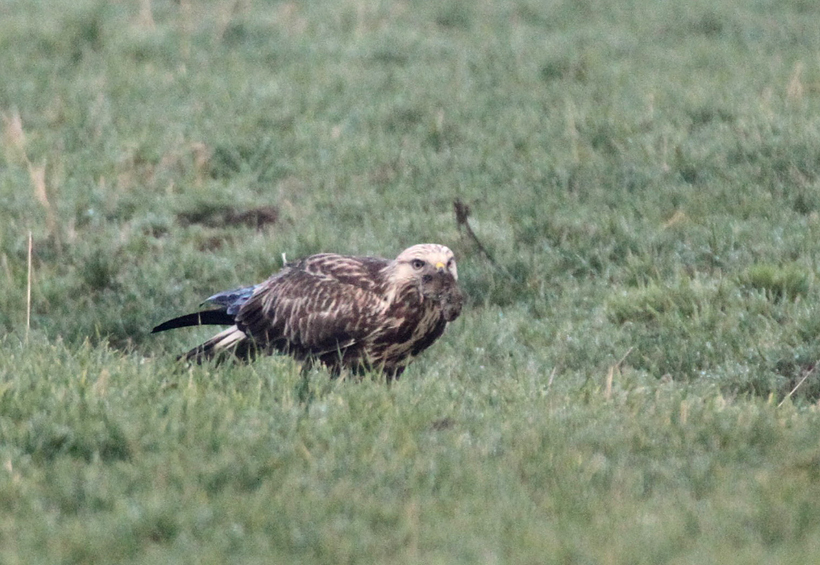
top-left (3, 0), bottom-right (820, 562)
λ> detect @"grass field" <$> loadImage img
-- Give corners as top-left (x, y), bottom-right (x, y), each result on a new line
top-left (3, 0), bottom-right (820, 562)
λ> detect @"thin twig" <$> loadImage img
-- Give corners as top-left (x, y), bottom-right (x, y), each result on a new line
top-left (615, 346), bottom-right (634, 368)
top-left (453, 199), bottom-right (496, 263)
top-left (26, 231), bottom-right (32, 341)
top-left (453, 198), bottom-right (518, 284)
top-left (778, 363), bottom-right (817, 407)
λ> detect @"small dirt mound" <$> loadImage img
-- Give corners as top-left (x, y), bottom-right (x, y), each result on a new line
top-left (177, 205), bottom-right (279, 230)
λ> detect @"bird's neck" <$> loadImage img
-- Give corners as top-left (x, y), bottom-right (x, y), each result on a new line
top-left (381, 263), bottom-right (421, 308)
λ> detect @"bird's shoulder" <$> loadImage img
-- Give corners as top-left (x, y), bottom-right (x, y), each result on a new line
top-left (281, 253), bottom-right (390, 293)
top-left (240, 253), bottom-right (392, 316)
top-left (236, 253), bottom-right (393, 351)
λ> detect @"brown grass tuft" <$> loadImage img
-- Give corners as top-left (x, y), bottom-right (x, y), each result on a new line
top-left (787, 62), bottom-right (804, 102)
top-left (27, 160), bottom-right (62, 250)
top-left (2, 110), bottom-right (27, 165)
top-left (138, 0), bottom-right (155, 28)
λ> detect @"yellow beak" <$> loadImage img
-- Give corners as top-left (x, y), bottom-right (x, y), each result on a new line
top-left (435, 262), bottom-right (445, 270)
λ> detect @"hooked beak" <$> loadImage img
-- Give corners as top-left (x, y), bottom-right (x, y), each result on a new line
top-left (435, 261), bottom-right (446, 273)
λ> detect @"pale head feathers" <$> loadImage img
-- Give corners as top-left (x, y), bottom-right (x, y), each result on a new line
top-left (394, 244), bottom-right (458, 279)
top-left (382, 244), bottom-right (458, 305)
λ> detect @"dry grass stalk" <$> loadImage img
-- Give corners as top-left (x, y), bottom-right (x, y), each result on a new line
top-left (26, 231), bottom-right (32, 341)
top-left (787, 62), bottom-right (804, 101)
top-left (92, 369), bottom-right (111, 397)
top-left (604, 366), bottom-right (614, 401)
top-left (4, 112), bottom-right (62, 248)
top-left (179, 0), bottom-right (192, 59)
top-left (2, 110), bottom-right (27, 165)
top-left (190, 142), bottom-right (211, 186)
top-left (605, 347), bottom-right (634, 401)
top-left (1, 254), bottom-right (11, 287)
top-left (138, 0), bottom-right (155, 28)
top-left (545, 366), bottom-right (558, 394)
top-left (27, 160), bottom-right (61, 249)
top-left (778, 363), bottom-right (816, 407)
top-left (565, 99), bottom-right (580, 164)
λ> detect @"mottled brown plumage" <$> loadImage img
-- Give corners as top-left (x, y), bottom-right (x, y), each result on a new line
top-left (152, 244), bottom-right (463, 377)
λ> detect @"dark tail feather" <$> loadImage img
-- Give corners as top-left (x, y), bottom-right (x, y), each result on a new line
top-left (152, 309), bottom-right (235, 333)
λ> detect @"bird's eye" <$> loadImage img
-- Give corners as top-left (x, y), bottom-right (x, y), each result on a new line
top-left (411, 259), bottom-right (425, 270)
top-left (447, 259), bottom-right (454, 268)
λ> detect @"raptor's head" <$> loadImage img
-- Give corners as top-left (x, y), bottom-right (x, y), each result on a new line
top-left (393, 244), bottom-right (462, 321)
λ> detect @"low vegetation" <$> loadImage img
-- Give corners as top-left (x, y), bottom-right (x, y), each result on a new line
top-left (3, 0), bottom-right (820, 562)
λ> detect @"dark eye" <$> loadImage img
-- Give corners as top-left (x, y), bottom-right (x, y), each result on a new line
top-left (411, 259), bottom-right (425, 270)
top-left (447, 259), bottom-right (454, 268)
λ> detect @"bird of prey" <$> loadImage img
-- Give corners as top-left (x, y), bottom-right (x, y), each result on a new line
top-left (152, 244), bottom-right (463, 378)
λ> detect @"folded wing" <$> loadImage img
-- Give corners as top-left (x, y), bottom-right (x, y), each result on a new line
top-left (237, 259), bottom-right (390, 360)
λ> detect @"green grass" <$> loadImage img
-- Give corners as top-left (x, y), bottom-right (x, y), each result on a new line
top-left (3, 0), bottom-right (820, 561)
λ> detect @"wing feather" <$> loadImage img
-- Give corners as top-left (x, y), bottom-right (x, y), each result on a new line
top-left (236, 256), bottom-right (389, 357)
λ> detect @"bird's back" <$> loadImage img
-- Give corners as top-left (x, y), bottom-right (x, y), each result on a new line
top-left (234, 254), bottom-right (393, 366)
